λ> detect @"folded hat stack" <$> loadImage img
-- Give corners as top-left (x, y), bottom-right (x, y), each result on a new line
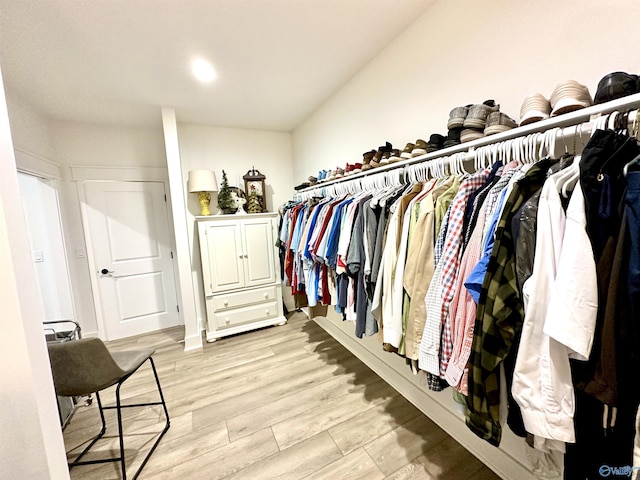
top-left (519, 93), bottom-right (552, 126)
top-left (549, 80), bottom-right (592, 117)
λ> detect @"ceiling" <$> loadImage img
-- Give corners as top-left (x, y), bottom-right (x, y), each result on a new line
top-left (0, 0), bottom-right (434, 131)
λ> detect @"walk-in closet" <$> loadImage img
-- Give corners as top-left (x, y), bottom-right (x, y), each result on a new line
top-left (2, 1), bottom-right (640, 479)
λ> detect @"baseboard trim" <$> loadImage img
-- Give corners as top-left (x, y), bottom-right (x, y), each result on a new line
top-left (183, 332), bottom-right (203, 352)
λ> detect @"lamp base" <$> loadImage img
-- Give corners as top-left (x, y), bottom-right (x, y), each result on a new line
top-left (198, 191), bottom-right (212, 216)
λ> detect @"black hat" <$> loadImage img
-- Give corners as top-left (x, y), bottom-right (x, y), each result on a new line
top-left (594, 71), bottom-right (640, 105)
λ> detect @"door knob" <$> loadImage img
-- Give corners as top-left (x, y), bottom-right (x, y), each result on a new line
top-left (100, 268), bottom-right (114, 275)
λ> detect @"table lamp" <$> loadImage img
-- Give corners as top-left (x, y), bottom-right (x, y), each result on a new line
top-left (187, 170), bottom-right (218, 216)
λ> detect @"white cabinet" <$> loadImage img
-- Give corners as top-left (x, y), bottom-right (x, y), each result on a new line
top-left (197, 213), bottom-right (286, 342)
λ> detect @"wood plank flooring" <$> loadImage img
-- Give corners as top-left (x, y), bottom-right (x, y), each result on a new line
top-left (62, 312), bottom-right (500, 479)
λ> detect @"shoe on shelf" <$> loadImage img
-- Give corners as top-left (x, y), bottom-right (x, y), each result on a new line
top-left (344, 164), bottom-right (354, 176)
top-left (463, 100), bottom-right (500, 129)
top-left (460, 128), bottom-right (484, 143)
top-left (388, 148), bottom-right (402, 163)
top-left (352, 162), bottom-right (363, 174)
top-left (426, 134), bottom-right (446, 153)
top-left (361, 150), bottom-right (376, 171)
top-left (335, 167), bottom-right (345, 178)
top-left (447, 104), bottom-right (472, 129)
top-left (371, 142), bottom-right (392, 168)
top-left (443, 128), bottom-right (462, 148)
top-left (308, 175), bottom-right (318, 185)
top-left (400, 142), bottom-right (415, 159)
top-left (484, 112), bottom-right (517, 135)
top-left (294, 182), bottom-right (310, 191)
top-left (411, 139), bottom-right (428, 157)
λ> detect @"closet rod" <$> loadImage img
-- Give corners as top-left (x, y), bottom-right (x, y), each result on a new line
top-left (296, 92), bottom-right (640, 195)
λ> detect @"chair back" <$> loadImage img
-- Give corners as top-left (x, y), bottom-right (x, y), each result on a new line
top-left (47, 338), bottom-right (126, 396)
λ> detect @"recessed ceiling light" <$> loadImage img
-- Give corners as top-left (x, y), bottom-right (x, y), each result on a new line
top-left (192, 59), bottom-right (216, 83)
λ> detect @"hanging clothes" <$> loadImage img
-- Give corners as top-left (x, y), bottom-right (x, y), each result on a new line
top-left (284, 122), bottom-right (640, 474)
top-left (465, 157), bottom-right (556, 446)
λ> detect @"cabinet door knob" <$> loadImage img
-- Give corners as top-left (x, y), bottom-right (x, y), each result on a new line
top-left (244, 253), bottom-right (248, 258)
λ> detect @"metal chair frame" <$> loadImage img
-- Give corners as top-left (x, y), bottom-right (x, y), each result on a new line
top-left (48, 340), bottom-right (170, 480)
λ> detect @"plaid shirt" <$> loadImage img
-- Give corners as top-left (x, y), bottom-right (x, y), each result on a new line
top-left (419, 203), bottom-right (454, 377)
top-left (465, 158), bottom-right (555, 446)
top-left (438, 169), bottom-right (491, 378)
top-left (434, 204), bottom-right (452, 265)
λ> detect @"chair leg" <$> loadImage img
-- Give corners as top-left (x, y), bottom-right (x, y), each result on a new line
top-left (115, 382), bottom-right (127, 480)
top-left (68, 391), bottom-right (109, 468)
top-left (128, 357), bottom-right (170, 480)
top-left (67, 357), bottom-right (170, 479)
top-left (112, 357), bottom-right (171, 480)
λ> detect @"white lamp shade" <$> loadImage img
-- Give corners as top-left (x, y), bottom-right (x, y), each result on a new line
top-left (187, 170), bottom-right (218, 193)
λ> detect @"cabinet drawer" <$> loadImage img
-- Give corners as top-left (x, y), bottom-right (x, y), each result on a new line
top-left (212, 285), bottom-right (278, 310)
top-left (213, 300), bottom-right (279, 329)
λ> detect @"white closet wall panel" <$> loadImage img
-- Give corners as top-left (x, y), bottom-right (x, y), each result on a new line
top-left (292, 0), bottom-right (640, 183)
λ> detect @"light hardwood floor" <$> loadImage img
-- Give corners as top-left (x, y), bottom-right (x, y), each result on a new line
top-left (62, 312), bottom-right (501, 479)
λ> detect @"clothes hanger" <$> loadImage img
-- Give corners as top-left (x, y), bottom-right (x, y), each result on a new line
top-left (453, 153), bottom-right (463, 176)
top-left (558, 124), bottom-right (586, 198)
top-left (523, 134), bottom-right (532, 163)
top-left (631, 109), bottom-right (640, 140)
top-left (540, 128), bottom-right (557, 159)
top-left (422, 159), bottom-right (430, 181)
top-left (534, 132), bottom-right (544, 162)
top-left (448, 155), bottom-right (457, 176)
top-left (623, 152), bottom-right (640, 177)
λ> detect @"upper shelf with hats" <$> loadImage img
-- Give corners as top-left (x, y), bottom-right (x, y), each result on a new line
top-left (294, 71), bottom-right (640, 193)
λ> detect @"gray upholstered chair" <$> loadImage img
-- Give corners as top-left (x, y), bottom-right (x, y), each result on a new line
top-left (47, 337), bottom-right (170, 479)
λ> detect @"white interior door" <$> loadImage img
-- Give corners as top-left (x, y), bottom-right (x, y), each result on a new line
top-left (17, 173), bottom-right (74, 323)
top-left (84, 181), bottom-right (179, 340)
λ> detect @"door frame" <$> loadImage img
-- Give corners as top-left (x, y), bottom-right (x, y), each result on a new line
top-left (15, 147), bottom-right (77, 327)
top-left (72, 166), bottom-right (182, 340)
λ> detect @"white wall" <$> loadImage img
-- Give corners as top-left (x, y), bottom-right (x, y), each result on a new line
top-left (5, 89), bottom-right (53, 158)
top-left (51, 120), bottom-right (167, 167)
top-left (0, 66), bottom-right (69, 480)
top-left (177, 123), bottom-right (294, 327)
top-left (292, 0), bottom-right (640, 180)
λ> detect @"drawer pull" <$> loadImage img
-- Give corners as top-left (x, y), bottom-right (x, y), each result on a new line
top-left (223, 301), bottom-right (229, 306)
top-left (225, 318), bottom-right (230, 325)
top-left (265, 310), bottom-right (270, 315)
top-left (264, 293), bottom-right (269, 299)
